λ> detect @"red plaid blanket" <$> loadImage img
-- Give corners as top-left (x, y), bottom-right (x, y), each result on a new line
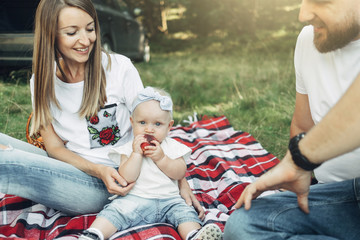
top-left (0, 116), bottom-right (279, 239)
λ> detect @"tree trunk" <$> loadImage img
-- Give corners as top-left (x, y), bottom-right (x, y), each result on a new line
top-left (158, 0), bottom-right (168, 34)
top-left (143, 0), bottom-right (156, 36)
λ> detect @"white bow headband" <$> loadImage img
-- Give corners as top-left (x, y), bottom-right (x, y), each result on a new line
top-left (131, 87), bottom-right (173, 113)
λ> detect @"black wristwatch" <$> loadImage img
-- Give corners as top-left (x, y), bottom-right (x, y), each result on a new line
top-left (288, 132), bottom-right (321, 171)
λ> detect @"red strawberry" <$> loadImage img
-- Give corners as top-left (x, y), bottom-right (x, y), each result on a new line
top-left (140, 134), bottom-right (157, 151)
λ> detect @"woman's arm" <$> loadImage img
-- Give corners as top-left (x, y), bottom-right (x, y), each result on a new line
top-left (40, 124), bottom-right (134, 195)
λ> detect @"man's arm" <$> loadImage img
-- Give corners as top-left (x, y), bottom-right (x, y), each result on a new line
top-left (300, 73), bottom-right (360, 164)
top-left (235, 73), bottom-right (360, 213)
top-left (290, 92), bottom-right (315, 137)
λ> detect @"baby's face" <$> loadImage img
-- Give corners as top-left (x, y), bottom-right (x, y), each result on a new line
top-left (131, 100), bottom-right (173, 143)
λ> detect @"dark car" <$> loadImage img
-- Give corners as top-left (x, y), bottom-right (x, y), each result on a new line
top-left (0, 0), bottom-right (150, 68)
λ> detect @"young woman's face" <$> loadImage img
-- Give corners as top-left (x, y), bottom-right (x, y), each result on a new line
top-left (56, 7), bottom-right (96, 66)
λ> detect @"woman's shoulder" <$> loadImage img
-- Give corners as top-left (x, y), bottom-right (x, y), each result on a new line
top-left (101, 51), bottom-right (133, 69)
top-left (101, 51), bottom-right (142, 97)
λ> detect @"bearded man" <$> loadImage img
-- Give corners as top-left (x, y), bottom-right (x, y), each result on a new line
top-left (224, 0), bottom-right (360, 239)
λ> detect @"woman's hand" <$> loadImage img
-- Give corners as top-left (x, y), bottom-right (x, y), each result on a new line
top-left (234, 151), bottom-right (312, 213)
top-left (97, 165), bottom-right (135, 196)
top-left (41, 125), bottom-right (135, 196)
top-left (179, 178), bottom-right (205, 220)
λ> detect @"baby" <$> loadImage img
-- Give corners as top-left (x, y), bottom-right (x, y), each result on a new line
top-left (79, 87), bottom-right (222, 240)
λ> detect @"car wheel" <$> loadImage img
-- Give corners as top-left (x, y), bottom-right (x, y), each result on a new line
top-left (143, 39), bottom-right (150, 63)
top-left (102, 37), bottom-right (113, 53)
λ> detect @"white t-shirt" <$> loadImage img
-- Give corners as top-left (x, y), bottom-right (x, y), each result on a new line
top-left (294, 25), bottom-right (360, 183)
top-left (108, 137), bottom-right (192, 199)
top-left (30, 53), bottom-right (143, 167)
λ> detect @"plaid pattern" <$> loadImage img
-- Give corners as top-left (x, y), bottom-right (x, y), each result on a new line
top-left (0, 116), bottom-right (279, 239)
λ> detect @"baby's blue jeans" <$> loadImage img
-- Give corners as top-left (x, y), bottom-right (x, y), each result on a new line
top-left (98, 194), bottom-right (201, 230)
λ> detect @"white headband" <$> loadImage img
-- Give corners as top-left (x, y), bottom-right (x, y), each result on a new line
top-left (131, 87), bottom-right (173, 113)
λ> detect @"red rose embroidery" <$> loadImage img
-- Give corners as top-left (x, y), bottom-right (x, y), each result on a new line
top-left (90, 116), bottom-right (99, 125)
top-left (87, 107), bottom-right (120, 147)
top-left (99, 127), bottom-right (115, 145)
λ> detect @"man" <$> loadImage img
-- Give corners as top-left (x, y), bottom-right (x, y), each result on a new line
top-left (223, 0), bottom-right (360, 239)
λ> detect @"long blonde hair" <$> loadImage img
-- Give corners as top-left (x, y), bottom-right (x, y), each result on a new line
top-left (31, 0), bottom-right (108, 135)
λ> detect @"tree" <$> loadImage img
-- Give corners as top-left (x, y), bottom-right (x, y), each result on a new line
top-left (124, 0), bottom-right (176, 36)
top-left (123, 0), bottom-right (300, 39)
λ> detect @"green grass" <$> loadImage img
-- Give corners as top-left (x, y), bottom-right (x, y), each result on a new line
top-left (0, 72), bottom-right (32, 140)
top-left (136, 33), bottom-right (297, 158)
top-left (0, 32), bottom-right (297, 159)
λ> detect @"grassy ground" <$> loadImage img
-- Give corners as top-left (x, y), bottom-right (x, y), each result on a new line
top-left (0, 32), bottom-right (298, 159)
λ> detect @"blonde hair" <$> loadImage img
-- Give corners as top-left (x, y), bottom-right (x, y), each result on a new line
top-left (31, 0), bottom-right (108, 135)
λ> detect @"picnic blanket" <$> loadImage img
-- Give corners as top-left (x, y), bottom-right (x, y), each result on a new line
top-left (0, 115), bottom-right (279, 240)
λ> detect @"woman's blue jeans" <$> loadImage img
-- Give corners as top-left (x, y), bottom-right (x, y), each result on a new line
top-left (0, 133), bottom-right (111, 215)
top-left (224, 178), bottom-right (360, 240)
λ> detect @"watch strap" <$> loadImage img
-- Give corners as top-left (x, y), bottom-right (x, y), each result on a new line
top-left (288, 132), bottom-right (321, 171)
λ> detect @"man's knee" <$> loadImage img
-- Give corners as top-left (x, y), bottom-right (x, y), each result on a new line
top-left (224, 208), bottom-right (253, 239)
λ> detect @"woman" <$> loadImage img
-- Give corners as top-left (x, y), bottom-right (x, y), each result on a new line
top-left (0, 0), bottom-right (203, 217)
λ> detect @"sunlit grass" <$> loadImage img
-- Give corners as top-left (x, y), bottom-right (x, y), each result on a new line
top-left (135, 34), bottom-right (297, 158)
top-left (1, 32), bottom-right (298, 159)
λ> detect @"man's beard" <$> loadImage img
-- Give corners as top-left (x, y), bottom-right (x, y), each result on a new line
top-left (314, 19), bottom-right (360, 53)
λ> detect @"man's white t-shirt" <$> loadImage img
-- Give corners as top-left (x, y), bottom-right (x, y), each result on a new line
top-left (30, 53), bottom-right (143, 167)
top-left (108, 137), bottom-right (192, 199)
top-left (294, 25), bottom-right (360, 183)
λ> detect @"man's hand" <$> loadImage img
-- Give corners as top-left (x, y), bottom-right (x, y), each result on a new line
top-left (235, 151), bottom-right (312, 213)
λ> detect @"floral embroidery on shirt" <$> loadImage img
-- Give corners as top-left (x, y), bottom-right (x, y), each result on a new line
top-left (88, 125), bottom-right (120, 146)
top-left (89, 115), bottom-right (99, 125)
top-left (86, 103), bottom-right (121, 148)
top-left (103, 111), bottom-right (111, 118)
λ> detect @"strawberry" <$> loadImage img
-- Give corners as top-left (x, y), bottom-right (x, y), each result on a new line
top-left (140, 134), bottom-right (157, 151)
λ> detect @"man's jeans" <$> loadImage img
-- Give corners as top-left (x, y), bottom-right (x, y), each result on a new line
top-left (224, 178), bottom-right (360, 240)
top-left (0, 133), bottom-right (111, 215)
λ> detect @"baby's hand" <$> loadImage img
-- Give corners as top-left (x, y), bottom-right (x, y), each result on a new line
top-left (133, 135), bottom-right (147, 154)
top-left (145, 140), bottom-right (165, 162)
top-left (140, 134), bottom-right (157, 152)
